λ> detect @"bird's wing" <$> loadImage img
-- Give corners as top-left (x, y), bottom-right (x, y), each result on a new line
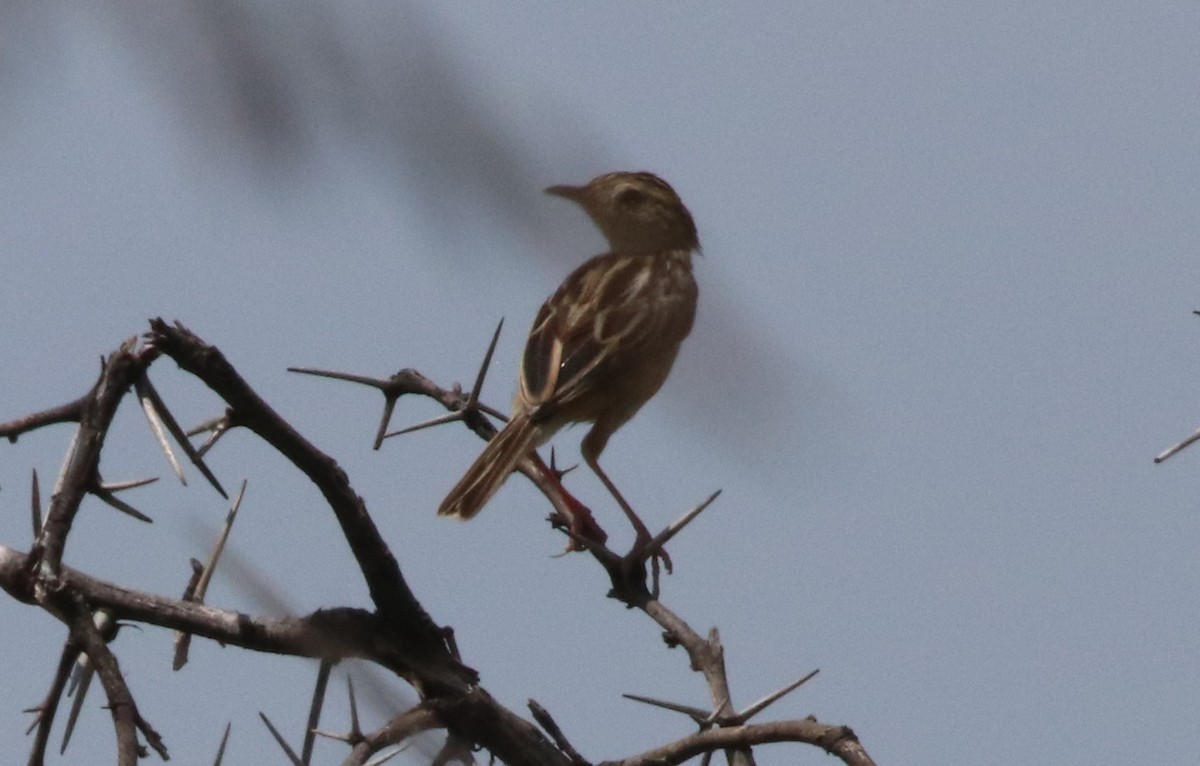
top-left (519, 251), bottom-right (693, 417)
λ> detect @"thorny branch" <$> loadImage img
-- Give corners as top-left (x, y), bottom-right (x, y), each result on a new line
top-left (0, 321), bottom-right (875, 766)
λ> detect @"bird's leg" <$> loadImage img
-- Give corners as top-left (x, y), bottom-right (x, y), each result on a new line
top-left (582, 430), bottom-right (672, 574)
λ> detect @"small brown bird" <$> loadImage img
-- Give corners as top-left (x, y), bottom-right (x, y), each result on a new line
top-left (438, 171), bottom-right (700, 544)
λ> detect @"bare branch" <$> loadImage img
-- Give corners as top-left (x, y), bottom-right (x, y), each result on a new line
top-left (2, 321), bottom-right (878, 766)
top-left (148, 319), bottom-right (471, 691)
top-left (0, 392), bottom-right (90, 443)
top-left (32, 338), bottom-right (149, 582)
top-left (0, 545), bottom-right (395, 666)
top-left (609, 719), bottom-right (874, 766)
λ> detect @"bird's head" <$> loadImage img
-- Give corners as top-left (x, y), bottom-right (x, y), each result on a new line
top-left (545, 171), bottom-right (699, 254)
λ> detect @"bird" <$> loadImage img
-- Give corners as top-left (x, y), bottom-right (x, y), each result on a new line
top-left (438, 171), bottom-right (700, 548)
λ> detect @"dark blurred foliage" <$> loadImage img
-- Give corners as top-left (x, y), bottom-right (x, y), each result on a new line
top-left (0, 0), bottom-right (801, 481)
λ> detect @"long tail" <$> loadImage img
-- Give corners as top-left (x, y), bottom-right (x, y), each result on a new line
top-left (438, 413), bottom-right (541, 520)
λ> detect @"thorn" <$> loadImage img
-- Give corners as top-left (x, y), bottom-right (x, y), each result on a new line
top-left (62, 610), bottom-right (118, 754)
top-left (702, 698), bottom-right (728, 726)
top-left (194, 480), bottom-right (247, 603)
top-left (385, 409), bottom-right (476, 438)
top-left (309, 727), bottom-right (353, 744)
top-left (649, 552), bottom-right (662, 598)
top-left (258, 712), bottom-right (304, 766)
top-left (364, 745), bottom-right (409, 766)
top-left (347, 674), bottom-right (362, 740)
top-left (1155, 425), bottom-right (1200, 463)
top-left (373, 396), bottom-right (398, 450)
top-left (98, 476), bottom-right (160, 492)
top-left (188, 413), bottom-right (234, 458)
top-left (548, 447), bottom-right (577, 480)
top-left (289, 366), bottom-right (413, 449)
top-left (301, 659), bottom-right (334, 764)
top-left (60, 660), bottom-right (93, 753)
top-left (177, 481), bottom-right (248, 669)
top-left (287, 367), bottom-right (389, 387)
top-left (136, 374), bottom-right (229, 498)
top-left (137, 377), bottom-right (187, 486)
top-left (94, 485), bottom-right (154, 523)
top-left (470, 318), bottom-right (505, 406)
top-left (52, 427), bottom-right (81, 497)
top-left (733, 669), bottom-right (820, 723)
top-left (479, 402), bottom-right (510, 422)
top-left (186, 416), bottom-right (222, 438)
top-left (645, 489), bottom-right (722, 557)
top-left (622, 693), bottom-right (711, 723)
top-left (213, 722), bottom-right (232, 766)
top-left (30, 468), bottom-right (42, 539)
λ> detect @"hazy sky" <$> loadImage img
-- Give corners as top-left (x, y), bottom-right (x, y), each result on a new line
top-left (3, 4), bottom-right (1200, 765)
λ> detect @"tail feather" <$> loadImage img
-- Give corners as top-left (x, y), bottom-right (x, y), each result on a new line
top-left (438, 414), bottom-right (541, 519)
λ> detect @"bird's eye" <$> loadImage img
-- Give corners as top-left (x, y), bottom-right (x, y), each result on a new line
top-left (614, 186), bottom-right (645, 208)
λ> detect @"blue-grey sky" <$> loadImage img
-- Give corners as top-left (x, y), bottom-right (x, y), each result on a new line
top-left (3, 4), bottom-right (1199, 764)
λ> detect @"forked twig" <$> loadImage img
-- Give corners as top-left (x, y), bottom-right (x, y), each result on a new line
top-left (383, 318), bottom-right (508, 440)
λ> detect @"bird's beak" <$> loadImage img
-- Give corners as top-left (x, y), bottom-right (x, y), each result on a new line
top-left (544, 184), bottom-right (586, 201)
